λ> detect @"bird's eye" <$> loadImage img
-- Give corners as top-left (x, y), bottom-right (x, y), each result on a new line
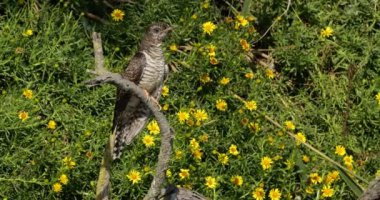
top-left (153, 28), bottom-right (160, 33)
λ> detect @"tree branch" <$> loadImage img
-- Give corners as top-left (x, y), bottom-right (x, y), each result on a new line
top-left (87, 32), bottom-right (173, 200)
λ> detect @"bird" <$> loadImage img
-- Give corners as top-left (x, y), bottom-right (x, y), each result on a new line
top-left (112, 22), bottom-right (171, 160)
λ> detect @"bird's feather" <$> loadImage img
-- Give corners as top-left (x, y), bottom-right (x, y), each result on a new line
top-left (112, 52), bottom-right (149, 159)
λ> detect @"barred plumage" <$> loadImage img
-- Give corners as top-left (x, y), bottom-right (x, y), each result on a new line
top-left (112, 23), bottom-right (171, 160)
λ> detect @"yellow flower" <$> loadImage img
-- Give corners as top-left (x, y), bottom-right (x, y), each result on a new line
top-left (147, 120), bottom-right (160, 135)
top-left (245, 100), bottom-right (257, 111)
top-left (306, 186), bottom-right (314, 194)
top-left (142, 135), bottom-right (155, 147)
top-left (191, 14), bottom-right (198, 19)
top-left (200, 74), bottom-right (212, 84)
top-left (62, 156), bottom-right (76, 169)
top-left (219, 77), bottom-right (230, 85)
top-left (302, 155), bottom-right (310, 163)
top-left (179, 169), bottom-right (190, 180)
top-left (189, 138), bottom-right (200, 150)
top-left (230, 175), bottom-right (243, 186)
top-left (320, 26), bottom-right (334, 38)
top-left (162, 86), bottom-right (169, 97)
top-left (346, 162), bottom-right (354, 171)
top-left (52, 183), bottom-right (62, 193)
top-left (48, 120), bottom-right (57, 130)
top-left (202, 0), bottom-right (210, 8)
top-left (22, 29), bottom-right (33, 37)
top-left (205, 176), bottom-right (217, 189)
top-left (285, 159), bottom-right (295, 170)
top-left (273, 155), bottom-right (282, 161)
top-left (325, 171), bottom-right (340, 184)
top-left (215, 99), bottom-right (227, 111)
top-left (166, 169), bottom-right (172, 178)
top-left (192, 149), bottom-right (203, 160)
top-left (202, 21), bottom-right (217, 35)
top-left (252, 187), bottom-right (265, 200)
top-left (309, 173), bottom-right (322, 184)
top-left (175, 150), bottom-right (183, 159)
top-left (266, 69), bottom-right (275, 79)
top-left (269, 188), bottom-right (281, 200)
top-left (240, 39), bottom-right (250, 51)
top-left (295, 132), bottom-right (306, 145)
top-left (229, 144), bottom-right (239, 156)
top-left (193, 109), bottom-right (208, 122)
top-left (143, 165), bottom-right (151, 173)
top-left (343, 155), bottom-right (354, 165)
top-left (261, 156), bottom-right (273, 170)
top-left (177, 111), bottom-right (190, 123)
top-left (23, 89), bottom-right (33, 99)
top-left (59, 174), bottom-right (69, 185)
top-left (111, 9), bottom-right (125, 21)
top-left (248, 122), bottom-right (260, 133)
top-left (198, 134), bottom-right (209, 142)
top-left (236, 15), bottom-right (249, 27)
top-left (245, 72), bottom-right (254, 79)
top-left (376, 92), bottom-right (380, 104)
top-left (186, 119), bottom-right (195, 126)
top-left (207, 44), bottom-right (216, 57)
top-left (335, 145), bottom-right (346, 156)
top-left (321, 185), bottom-right (334, 197)
top-left (218, 153), bottom-right (229, 165)
top-left (18, 111), bottom-right (29, 121)
top-left (284, 121), bottom-right (295, 130)
top-left (162, 103), bottom-right (169, 111)
top-left (127, 170), bottom-right (141, 184)
top-left (169, 44), bottom-right (178, 51)
top-left (209, 57), bottom-right (219, 65)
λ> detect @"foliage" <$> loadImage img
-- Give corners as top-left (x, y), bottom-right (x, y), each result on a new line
top-left (0, 0), bottom-right (379, 199)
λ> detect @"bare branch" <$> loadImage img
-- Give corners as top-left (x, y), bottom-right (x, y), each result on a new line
top-left (360, 177), bottom-right (380, 200)
top-left (88, 32), bottom-right (174, 200)
top-left (160, 185), bottom-right (208, 200)
top-left (92, 32), bottom-right (107, 74)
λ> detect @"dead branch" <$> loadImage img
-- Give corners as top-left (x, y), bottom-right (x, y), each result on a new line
top-left (87, 32), bottom-right (174, 200)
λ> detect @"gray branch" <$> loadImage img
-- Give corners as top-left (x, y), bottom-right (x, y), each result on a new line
top-left (87, 32), bottom-right (173, 200)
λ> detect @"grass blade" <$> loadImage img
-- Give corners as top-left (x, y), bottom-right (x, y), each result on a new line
top-left (335, 166), bottom-right (363, 198)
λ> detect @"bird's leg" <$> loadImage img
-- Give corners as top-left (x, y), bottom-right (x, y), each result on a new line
top-left (143, 90), bottom-right (162, 110)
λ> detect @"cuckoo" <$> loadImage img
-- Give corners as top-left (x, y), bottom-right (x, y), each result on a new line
top-left (112, 23), bottom-right (171, 160)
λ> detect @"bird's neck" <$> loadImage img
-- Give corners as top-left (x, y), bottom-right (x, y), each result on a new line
top-left (141, 43), bottom-right (163, 59)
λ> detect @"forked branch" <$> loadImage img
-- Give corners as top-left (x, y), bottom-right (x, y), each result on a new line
top-left (87, 32), bottom-right (173, 200)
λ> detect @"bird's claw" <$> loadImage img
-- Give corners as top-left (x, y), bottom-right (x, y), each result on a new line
top-left (143, 90), bottom-right (162, 110)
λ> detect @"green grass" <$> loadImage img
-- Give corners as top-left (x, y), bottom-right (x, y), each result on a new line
top-left (0, 0), bottom-right (380, 199)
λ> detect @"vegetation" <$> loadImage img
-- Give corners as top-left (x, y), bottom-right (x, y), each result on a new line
top-left (0, 0), bottom-right (379, 199)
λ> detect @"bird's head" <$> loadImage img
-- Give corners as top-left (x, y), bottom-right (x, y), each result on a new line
top-left (141, 22), bottom-right (172, 48)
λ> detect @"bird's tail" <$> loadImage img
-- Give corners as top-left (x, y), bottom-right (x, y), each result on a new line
top-left (112, 106), bottom-right (150, 160)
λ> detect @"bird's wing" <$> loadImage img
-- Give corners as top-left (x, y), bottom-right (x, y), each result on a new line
top-left (112, 52), bottom-right (146, 130)
top-left (112, 52), bottom-right (149, 159)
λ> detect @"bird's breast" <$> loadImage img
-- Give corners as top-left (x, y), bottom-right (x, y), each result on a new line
top-left (139, 50), bottom-right (165, 93)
